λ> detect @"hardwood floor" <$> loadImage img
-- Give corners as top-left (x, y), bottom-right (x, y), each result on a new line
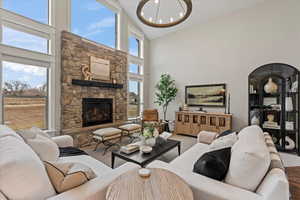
top-left (287, 167), bottom-right (300, 200)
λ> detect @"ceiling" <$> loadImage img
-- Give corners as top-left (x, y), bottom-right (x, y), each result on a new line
top-left (118, 0), bottom-right (266, 40)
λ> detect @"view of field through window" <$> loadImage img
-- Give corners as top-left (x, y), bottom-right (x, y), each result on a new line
top-left (2, 62), bottom-right (48, 130)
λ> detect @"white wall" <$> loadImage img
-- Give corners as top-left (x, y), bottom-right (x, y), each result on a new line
top-left (148, 0), bottom-right (300, 130)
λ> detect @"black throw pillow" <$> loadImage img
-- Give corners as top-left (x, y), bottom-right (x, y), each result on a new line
top-left (217, 130), bottom-right (233, 138)
top-left (193, 147), bottom-right (231, 181)
top-left (59, 147), bottom-right (88, 157)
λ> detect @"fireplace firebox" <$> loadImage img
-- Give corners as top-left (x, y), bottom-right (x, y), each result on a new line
top-left (82, 98), bottom-right (113, 127)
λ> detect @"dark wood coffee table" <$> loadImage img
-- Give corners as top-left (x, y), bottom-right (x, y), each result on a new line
top-left (111, 139), bottom-right (181, 168)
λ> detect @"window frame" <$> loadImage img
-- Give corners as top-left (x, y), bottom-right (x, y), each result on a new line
top-left (127, 27), bottom-right (144, 119)
top-left (70, 0), bottom-right (120, 49)
top-left (0, 0), bottom-right (56, 130)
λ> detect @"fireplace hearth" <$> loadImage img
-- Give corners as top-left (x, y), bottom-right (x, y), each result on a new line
top-left (82, 98), bottom-right (113, 127)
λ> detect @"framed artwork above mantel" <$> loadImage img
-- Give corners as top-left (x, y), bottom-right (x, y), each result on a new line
top-left (185, 84), bottom-right (226, 107)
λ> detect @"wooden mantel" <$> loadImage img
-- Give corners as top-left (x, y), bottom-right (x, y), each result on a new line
top-left (72, 79), bottom-right (123, 89)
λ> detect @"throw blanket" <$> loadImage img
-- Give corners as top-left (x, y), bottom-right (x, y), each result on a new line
top-left (59, 147), bottom-right (88, 157)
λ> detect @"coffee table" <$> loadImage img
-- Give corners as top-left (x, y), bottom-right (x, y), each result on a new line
top-left (106, 168), bottom-right (193, 200)
top-left (111, 139), bottom-right (181, 168)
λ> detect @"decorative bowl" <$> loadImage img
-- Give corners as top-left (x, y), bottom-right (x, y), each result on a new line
top-left (140, 145), bottom-right (152, 154)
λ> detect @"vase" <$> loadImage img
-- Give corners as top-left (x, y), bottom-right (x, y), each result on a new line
top-left (286, 97), bottom-right (293, 111)
top-left (280, 136), bottom-right (295, 150)
top-left (145, 138), bottom-right (156, 147)
top-left (264, 78), bottom-right (278, 94)
top-left (251, 115), bottom-right (260, 125)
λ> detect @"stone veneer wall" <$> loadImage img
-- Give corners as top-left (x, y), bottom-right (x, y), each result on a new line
top-left (61, 31), bottom-right (128, 134)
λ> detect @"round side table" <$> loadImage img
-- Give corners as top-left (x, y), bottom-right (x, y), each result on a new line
top-left (106, 168), bottom-right (193, 200)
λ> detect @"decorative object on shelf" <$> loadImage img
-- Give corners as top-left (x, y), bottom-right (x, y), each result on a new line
top-left (90, 56), bottom-right (110, 81)
top-left (155, 73), bottom-right (178, 121)
top-left (226, 93), bottom-right (231, 114)
top-left (285, 97), bottom-right (293, 112)
top-left (249, 84), bottom-right (256, 94)
top-left (251, 115), bottom-right (260, 125)
top-left (136, 0), bottom-right (193, 28)
top-left (280, 136), bottom-right (296, 150)
top-left (264, 78), bottom-right (278, 94)
top-left (263, 97), bottom-right (277, 106)
top-left (186, 84), bottom-right (226, 107)
top-left (112, 79), bottom-right (117, 84)
top-left (183, 104), bottom-right (189, 111)
top-left (82, 65), bottom-right (92, 81)
top-left (291, 81), bottom-right (298, 92)
top-left (249, 63), bottom-right (300, 155)
top-left (138, 168), bottom-right (151, 178)
top-left (286, 121), bottom-right (294, 131)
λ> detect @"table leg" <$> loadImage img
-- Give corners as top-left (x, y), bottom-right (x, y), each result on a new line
top-left (178, 143), bottom-right (181, 155)
top-left (111, 153), bottom-right (115, 169)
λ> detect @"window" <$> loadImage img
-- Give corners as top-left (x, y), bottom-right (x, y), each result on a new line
top-left (128, 80), bottom-right (142, 118)
top-left (71, 0), bottom-right (117, 48)
top-left (2, 0), bottom-right (49, 24)
top-left (129, 63), bottom-right (140, 74)
top-left (2, 61), bottom-right (48, 130)
top-left (129, 36), bottom-right (140, 57)
top-left (2, 26), bottom-right (49, 54)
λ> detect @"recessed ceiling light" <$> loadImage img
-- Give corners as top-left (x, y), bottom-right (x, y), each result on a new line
top-left (170, 17), bottom-right (174, 22)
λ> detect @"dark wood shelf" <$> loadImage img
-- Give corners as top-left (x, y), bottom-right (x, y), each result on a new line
top-left (72, 79), bottom-right (123, 89)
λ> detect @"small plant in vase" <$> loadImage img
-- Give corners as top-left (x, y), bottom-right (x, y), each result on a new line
top-left (141, 124), bottom-right (159, 147)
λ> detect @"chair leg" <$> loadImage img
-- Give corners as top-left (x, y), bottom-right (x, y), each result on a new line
top-left (94, 140), bottom-right (101, 151)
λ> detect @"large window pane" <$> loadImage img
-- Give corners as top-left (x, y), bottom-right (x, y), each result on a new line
top-left (128, 80), bottom-right (140, 118)
top-left (129, 63), bottom-right (139, 74)
top-left (129, 36), bottom-right (140, 57)
top-left (2, 26), bottom-right (48, 54)
top-left (71, 0), bottom-right (116, 48)
top-left (2, 61), bottom-right (48, 130)
top-left (2, 0), bottom-right (49, 24)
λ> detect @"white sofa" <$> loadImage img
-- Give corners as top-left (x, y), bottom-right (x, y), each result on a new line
top-left (148, 126), bottom-right (289, 200)
top-left (0, 125), bottom-right (140, 200)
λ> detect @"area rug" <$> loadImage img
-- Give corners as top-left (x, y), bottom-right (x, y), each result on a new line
top-left (82, 134), bottom-right (197, 168)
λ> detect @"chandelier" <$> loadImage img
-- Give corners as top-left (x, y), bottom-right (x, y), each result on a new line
top-left (137, 0), bottom-right (193, 28)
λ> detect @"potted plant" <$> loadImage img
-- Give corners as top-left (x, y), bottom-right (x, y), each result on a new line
top-left (155, 73), bottom-right (178, 121)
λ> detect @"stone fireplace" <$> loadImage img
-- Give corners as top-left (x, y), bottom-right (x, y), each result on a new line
top-left (82, 98), bottom-right (113, 127)
top-left (61, 31), bottom-right (128, 135)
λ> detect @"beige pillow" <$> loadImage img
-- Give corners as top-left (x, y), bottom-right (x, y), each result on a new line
top-left (44, 161), bottom-right (96, 193)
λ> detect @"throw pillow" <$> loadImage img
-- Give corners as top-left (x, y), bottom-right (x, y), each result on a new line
top-left (44, 161), bottom-right (96, 193)
top-left (26, 134), bottom-right (59, 162)
top-left (193, 147), bottom-right (231, 181)
top-left (18, 127), bottom-right (51, 140)
top-left (225, 126), bottom-right (271, 191)
top-left (210, 132), bottom-right (237, 151)
top-left (217, 130), bottom-right (233, 138)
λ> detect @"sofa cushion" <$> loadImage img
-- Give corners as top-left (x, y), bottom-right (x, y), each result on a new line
top-left (225, 125), bottom-right (271, 191)
top-left (193, 147), bottom-right (231, 181)
top-left (0, 125), bottom-right (24, 141)
top-left (26, 134), bottom-right (60, 162)
top-left (210, 132), bottom-right (237, 151)
top-left (0, 136), bottom-right (56, 200)
top-left (44, 161), bottom-right (96, 193)
top-left (170, 143), bottom-right (210, 172)
top-left (57, 155), bottom-right (112, 177)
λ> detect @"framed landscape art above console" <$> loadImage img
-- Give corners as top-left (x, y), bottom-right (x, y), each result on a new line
top-left (185, 84), bottom-right (226, 107)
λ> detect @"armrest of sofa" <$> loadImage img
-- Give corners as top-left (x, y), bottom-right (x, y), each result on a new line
top-left (46, 162), bottom-right (140, 200)
top-left (52, 135), bottom-right (74, 147)
top-left (147, 160), bottom-right (263, 200)
top-left (197, 131), bottom-right (218, 144)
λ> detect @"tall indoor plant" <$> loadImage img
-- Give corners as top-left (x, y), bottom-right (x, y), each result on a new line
top-left (155, 73), bottom-right (178, 121)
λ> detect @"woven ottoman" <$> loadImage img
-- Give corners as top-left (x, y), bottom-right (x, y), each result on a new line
top-left (93, 127), bottom-right (122, 154)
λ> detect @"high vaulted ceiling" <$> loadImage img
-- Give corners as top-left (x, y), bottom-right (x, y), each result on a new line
top-left (118, 0), bottom-right (267, 39)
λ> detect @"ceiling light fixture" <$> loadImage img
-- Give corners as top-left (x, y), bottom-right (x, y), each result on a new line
top-left (137, 0), bottom-right (192, 28)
